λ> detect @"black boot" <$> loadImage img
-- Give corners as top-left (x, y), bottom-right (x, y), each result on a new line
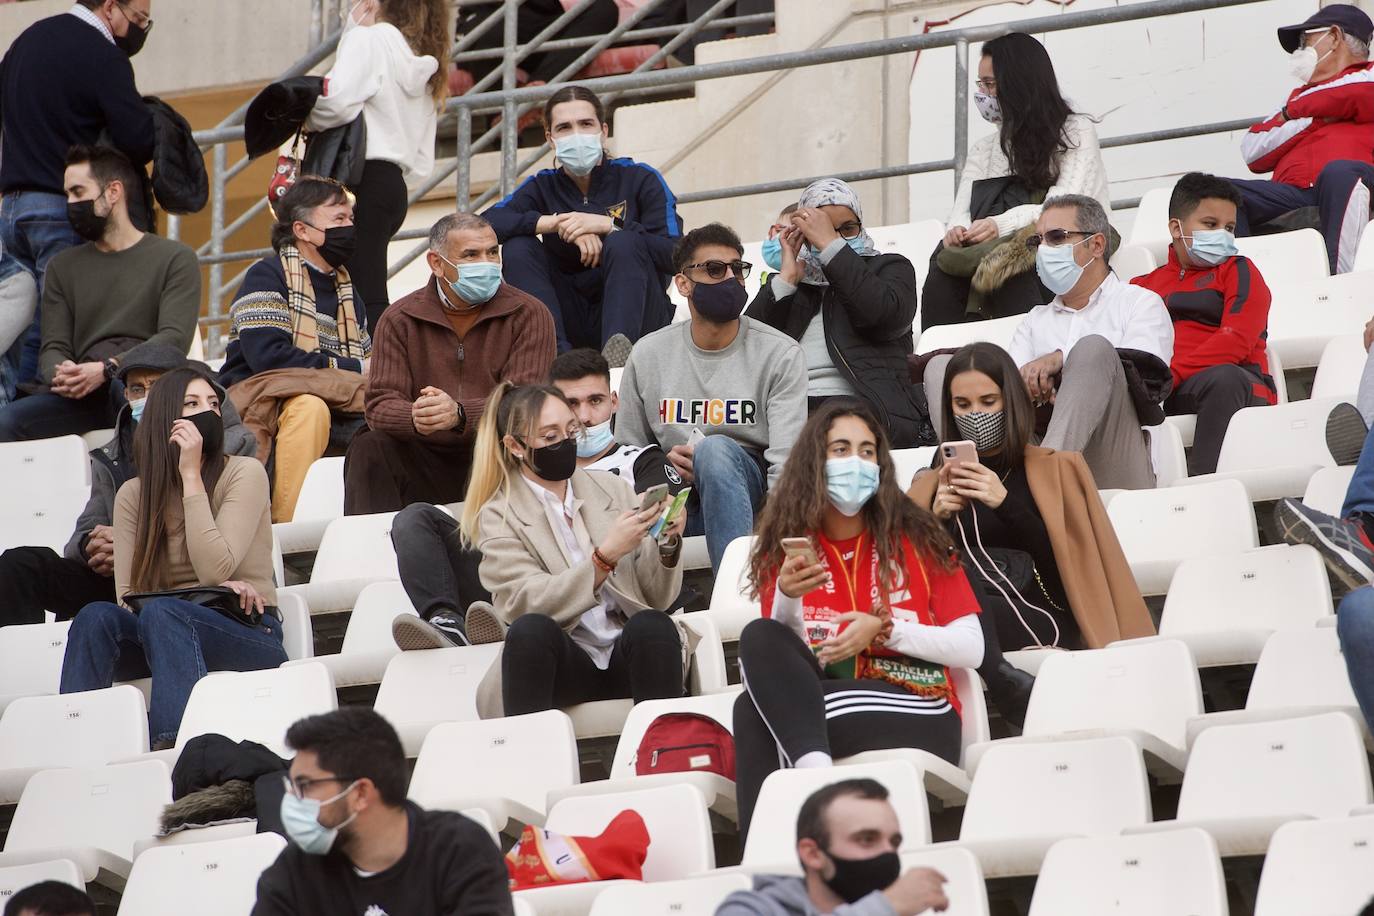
top-left (983, 660), bottom-right (1035, 730)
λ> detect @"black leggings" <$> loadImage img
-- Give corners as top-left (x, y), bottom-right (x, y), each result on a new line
top-left (346, 159), bottom-right (408, 333)
top-left (733, 618), bottom-right (963, 840)
top-left (500, 610), bottom-right (684, 716)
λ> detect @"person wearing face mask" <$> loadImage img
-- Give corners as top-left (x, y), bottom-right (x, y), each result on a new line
top-left (485, 85), bottom-right (683, 362)
top-left (220, 177), bottom-right (373, 523)
top-left (747, 178), bottom-right (932, 448)
top-left (253, 707), bottom-right (512, 915)
top-left (910, 344), bottom-right (1152, 720)
top-left (0, 146), bottom-right (198, 443)
top-left (732, 402), bottom-right (982, 842)
top-left (305, 0), bottom-right (449, 330)
top-left (344, 212), bottom-right (555, 517)
top-left (758, 202), bottom-right (800, 284)
top-left (0, 0), bottom-right (156, 400)
top-left (931, 195), bottom-right (1173, 492)
top-left (1231, 5), bottom-right (1374, 274)
top-left (719, 779), bottom-right (951, 916)
top-left (922, 32), bottom-right (1112, 330)
top-left (457, 383), bottom-right (687, 717)
top-left (1133, 173), bottom-right (1277, 475)
top-left (616, 224), bottom-right (808, 574)
top-left (58, 367), bottom-right (284, 749)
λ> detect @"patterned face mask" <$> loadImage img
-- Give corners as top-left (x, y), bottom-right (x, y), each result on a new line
top-left (952, 409), bottom-right (1006, 452)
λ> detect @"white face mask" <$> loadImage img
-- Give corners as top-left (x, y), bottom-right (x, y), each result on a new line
top-left (974, 90), bottom-right (1002, 124)
top-left (1291, 29), bottom-right (1336, 83)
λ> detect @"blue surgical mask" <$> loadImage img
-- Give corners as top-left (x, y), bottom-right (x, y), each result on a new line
top-left (441, 256), bottom-right (502, 306)
top-left (554, 133), bottom-right (604, 177)
top-left (129, 398), bottom-right (146, 423)
top-left (280, 780), bottom-right (358, 856)
top-left (825, 456), bottom-right (880, 517)
top-left (761, 236), bottom-right (783, 271)
top-left (1035, 237), bottom-right (1093, 296)
top-left (1182, 227), bottom-right (1238, 267)
top-left (577, 418), bottom-right (615, 458)
top-left (844, 236), bottom-right (868, 254)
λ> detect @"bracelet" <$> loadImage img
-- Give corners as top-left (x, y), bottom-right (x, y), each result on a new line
top-left (591, 548), bottom-right (616, 573)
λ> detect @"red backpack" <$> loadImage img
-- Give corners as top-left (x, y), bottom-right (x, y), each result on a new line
top-left (633, 713), bottom-right (735, 780)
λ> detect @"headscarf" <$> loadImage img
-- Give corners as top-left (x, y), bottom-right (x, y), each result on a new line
top-left (796, 177), bottom-right (878, 286)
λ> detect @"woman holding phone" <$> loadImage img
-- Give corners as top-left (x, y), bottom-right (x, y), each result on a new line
top-left (733, 400), bottom-right (984, 840)
top-left (459, 382), bottom-right (689, 716)
top-left (59, 367), bottom-right (284, 749)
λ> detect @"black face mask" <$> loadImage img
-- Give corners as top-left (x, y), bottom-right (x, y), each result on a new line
top-left (186, 409), bottom-right (225, 459)
top-left (305, 224), bottom-right (357, 268)
top-left (116, 22), bottom-right (149, 57)
top-left (524, 437), bottom-right (577, 482)
top-left (67, 196), bottom-right (110, 242)
top-left (822, 849), bottom-right (901, 904)
top-left (690, 278), bottom-right (747, 323)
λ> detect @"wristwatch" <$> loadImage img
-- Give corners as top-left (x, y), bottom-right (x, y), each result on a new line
top-left (102, 358), bottom-right (118, 381)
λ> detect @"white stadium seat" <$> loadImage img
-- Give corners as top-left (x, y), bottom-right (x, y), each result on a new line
top-left (1147, 419), bottom-right (1188, 487)
top-left (277, 590), bottom-right (314, 661)
top-left (373, 643), bottom-right (503, 755)
top-left (0, 436), bottom-right (91, 553)
top-left (291, 510), bottom-right (405, 614)
top-left (1254, 815), bottom-right (1374, 916)
top-left (705, 535), bottom-right (759, 641)
top-left (117, 832), bottom-right (286, 916)
top-left (1106, 478), bottom-right (1258, 595)
top-left (0, 859), bottom-right (85, 898)
top-left (1180, 397), bottom-right (1346, 501)
top-left (898, 847), bottom-right (992, 916)
top-left (0, 759), bottom-right (171, 885)
top-left (588, 873), bottom-right (751, 916)
top-left (0, 685), bottom-right (149, 804)
top-left (283, 579), bottom-right (415, 687)
top-left (1311, 334), bottom-right (1368, 401)
top-left (1124, 185), bottom-right (1175, 262)
top-left (0, 621), bottom-right (72, 713)
top-left (272, 455), bottom-right (345, 556)
top-left (169, 661), bottom-right (337, 759)
top-left (1112, 244), bottom-right (1158, 281)
top-left (0, 435), bottom-right (91, 491)
top-left (1268, 272), bottom-right (1374, 369)
top-left (409, 710), bottom-right (580, 835)
top-left (1132, 712), bottom-right (1373, 856)
top-left (1028, 828), bottom-right (1227, 916)
top-left (1115, 544), bottom-right (1332, 668)
top-left (1235, 228), bottom-right (1330, 290)
top-left (1303, 465), bottom-right (1356, 517)
top-left (890, 446), bottom-right (936, 491)
top-left (916, 314), bottom-right (1024, 356)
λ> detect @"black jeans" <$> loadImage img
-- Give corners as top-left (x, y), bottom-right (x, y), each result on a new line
top-left (1165, 363), bottom-right (1270, 476)
top-left (346, 159), bottom-right (408, 333)
top-left (0, 546), bottom-right (116, 627)
top-left (733, 618), bottom-right (963, 841)
top-left (500, 610), bottom-right (683, 716)
top-left (390, 503), bottom-right (490, 621)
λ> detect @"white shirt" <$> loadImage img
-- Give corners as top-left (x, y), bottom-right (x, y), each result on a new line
top-left (69, 3), bottom-right (114, 43)
top-left (520, 475), bottom-right (622, 669)
top-left (1008, 271), bottom-right (1174, 368)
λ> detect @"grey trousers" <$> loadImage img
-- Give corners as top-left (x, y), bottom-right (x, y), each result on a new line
top-left (923, 334), bottom-right (1155, 490)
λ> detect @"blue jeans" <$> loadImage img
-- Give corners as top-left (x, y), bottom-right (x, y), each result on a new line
top-left (60, 597), bottom-right (287, 745)
top-left (1341, 421), bottom-right (1374, 519)
top-left (1337, 587), bottom-right (1374, 734)
top-left (0, 191), bottom-right (83, 401)
top-left (684, 434), bottom-right (767, 573)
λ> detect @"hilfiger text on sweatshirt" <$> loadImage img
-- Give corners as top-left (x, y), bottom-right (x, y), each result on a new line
top-left (658, 398), bottom-right (758, 426)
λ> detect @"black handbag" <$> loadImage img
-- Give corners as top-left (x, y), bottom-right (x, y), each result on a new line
top-left (123, 586), bottom-right (269, 628)
top-left (301, 117), bottom-right (367, 189)
top-left (964, 546), bottom-right (1066, 650)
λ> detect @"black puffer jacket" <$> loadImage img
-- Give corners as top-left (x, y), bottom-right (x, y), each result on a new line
top-left (746, 246), bottom-right (935, 447)
top-left (145, 96), bottom-right (208, 214)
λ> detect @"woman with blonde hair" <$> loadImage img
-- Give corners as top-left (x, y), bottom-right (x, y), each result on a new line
top-left (307, 0), bottom-right (450, 330)
top-left (459, 382), bottom-right (688, 716)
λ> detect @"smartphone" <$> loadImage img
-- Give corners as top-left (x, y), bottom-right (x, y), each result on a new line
top-left (638, 484), bottom-right (669, 513)
top-left (650, 487), bottom-right (692, 539)
top-left (781, 536), bottom-right (820, 568)
top-left (687, 427), bottom-right (706, 447)
top-left (940, 440), bottom-right (978, 469)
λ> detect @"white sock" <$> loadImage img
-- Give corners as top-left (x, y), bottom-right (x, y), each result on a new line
top-left (794, 751), bottom-right (833, 769)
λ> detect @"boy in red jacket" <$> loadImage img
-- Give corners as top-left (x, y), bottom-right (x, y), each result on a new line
top-left (1133, 173), bottom-right (1276, 475)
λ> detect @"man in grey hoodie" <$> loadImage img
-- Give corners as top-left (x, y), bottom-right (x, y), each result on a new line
top-left (716, 778), bottom-right (950, 916)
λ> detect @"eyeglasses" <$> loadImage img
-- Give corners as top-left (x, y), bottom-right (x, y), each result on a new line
top-left (283, 774), bottom-right (359, 799)
top-left (125, 381), bottom-right (155, 399)
top-left (682, 259), bottom-right (752, 281)
top-left (974, 77), bottom-right (997, 92)
top-left (1024, 229), bottom-right (1095, 251)
top-left (835, 221), bottom-right (864, 240)
top-left (116, 1), bottom-right (153, 32)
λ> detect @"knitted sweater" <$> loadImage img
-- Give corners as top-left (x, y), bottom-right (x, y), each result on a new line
top-left (946, 114), bottom-right (1110, 237)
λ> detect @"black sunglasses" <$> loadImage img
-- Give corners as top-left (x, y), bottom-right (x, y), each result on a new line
top-left (1024, 229), bottom-right (1096, 251)
top-left (682, 259), bottom-right (752, 281)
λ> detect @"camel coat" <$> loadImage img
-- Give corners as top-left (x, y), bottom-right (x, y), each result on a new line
top-left (909, 446), bottom-right (1154, 648)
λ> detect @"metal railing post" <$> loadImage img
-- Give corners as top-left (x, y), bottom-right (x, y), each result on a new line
top-left (167, 214), bottom-right (180, 243)
top-left (457, 106), bottom-right (474, 212)
top-left (500, 0), bottom-right (520, 196)
top-left (953, 37), bottom-right (969, 191)
top-left (310, 0), bottom-right (324, 47)
top-left (208, 144), bottom-right (227, 356)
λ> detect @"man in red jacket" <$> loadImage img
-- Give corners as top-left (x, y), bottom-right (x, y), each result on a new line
top-left (1231, 4), bottom-right (1374, 274)
top-left (1134, 173), bottom-right (1276, 476)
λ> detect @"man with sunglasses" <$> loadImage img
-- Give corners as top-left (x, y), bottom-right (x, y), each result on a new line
top-left (253, 707), bottom-right (511, 915)
top-left (0, 0), bottom-right (156, 400)
top-left (1230, 4), bottom-right (1374, 274)
top-left (1002, 195), bottom-right (1173, 491)
top-left (616, 223), bottom-right (808, 573)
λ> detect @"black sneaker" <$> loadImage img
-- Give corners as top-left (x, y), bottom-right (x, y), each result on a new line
top-left (1325, 402), bottom-right (1368, 467)
top-left (392, 611), bottom-right (469, 651)
top-left (602, 333), bottom-right (633, 370)
top-left (463, 601), bottom-right (506, 645)
top-left (1274, 498), bottom-right (1374, 590)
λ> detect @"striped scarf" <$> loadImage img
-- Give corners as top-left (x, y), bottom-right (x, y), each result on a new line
top-left (278, 244), bottom-right (367, 359)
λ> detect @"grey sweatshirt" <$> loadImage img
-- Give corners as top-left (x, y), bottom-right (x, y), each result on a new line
top-left (615, 317), bottom-right (807, 488)
top-left (715, 874), bottom-right (899, 916)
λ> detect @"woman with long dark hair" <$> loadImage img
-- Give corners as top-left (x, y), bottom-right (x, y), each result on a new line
top-left (732, 400), bottom-right (984, 839)
top-left (307, 0), bottom-right (451, 330)
top-left (59, 367), bottom-right (285, 748)
top-left (909, 343), bottom-right (1152, 659)
top-left (922, 32), bottom-right (1111, 329)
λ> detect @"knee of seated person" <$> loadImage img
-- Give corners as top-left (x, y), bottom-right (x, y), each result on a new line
top-left (506, 612), bottom-right (561, 643)
top-left (1317, 159), bottom-right (1362, 184)
top-left (393, 501), bottom-right (443, 533)
top-left (691, 433), bottom-right (742, 473)
top-left (134, 597), bottom-right (184, 630)
top-left (623, 608), bottom-right (678, 641)
top-left (281, 394), bottom-right (329, 423)
top-left (600, 228), bottom-right (646, 256)
top-left (1338, 588), bottom-right (1374, 640)
top-left (1067, 334), bottom-right (1116, 364)
top-left (499, 234), bottom-right (545, 262)
top-left (739, 616), bottom-right (789, 655)
top-left (1199, 363), bottom-right (1252, 391)
top-left (69, 600), bottom-right (127, 634)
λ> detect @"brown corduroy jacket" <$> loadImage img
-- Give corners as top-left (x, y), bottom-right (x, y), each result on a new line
top-left (364, 278), bottom-right (556, 444)
top-left (909, 446), bottom-right (1154, 648)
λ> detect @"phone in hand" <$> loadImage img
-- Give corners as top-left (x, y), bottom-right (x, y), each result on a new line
top-left (687, 427), bottom-right (706, 447)
top-left (638, 483), bottom-right (669, 513)
top-left (940, 439), bottom-right (978, 469)
top-left (781, 536), bottom-right (820, 568)
top-left (650, 487), bottom-right (692, 540)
